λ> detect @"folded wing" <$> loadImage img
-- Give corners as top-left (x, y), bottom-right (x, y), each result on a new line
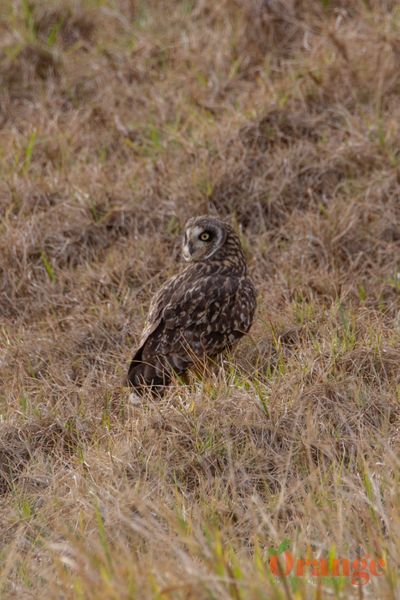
top-left (127, 273), bottom-right (256, 393)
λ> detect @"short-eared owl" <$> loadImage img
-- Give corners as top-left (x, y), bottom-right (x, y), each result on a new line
top-left (126, 216), bottom-right (256, 393)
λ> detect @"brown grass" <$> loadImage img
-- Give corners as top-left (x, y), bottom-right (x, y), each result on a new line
top-left (1, 0), bottom-right (400, 598)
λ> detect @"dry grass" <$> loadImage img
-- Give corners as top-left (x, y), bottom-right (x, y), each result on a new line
top-left (1, 0), bottom-right (400, 598)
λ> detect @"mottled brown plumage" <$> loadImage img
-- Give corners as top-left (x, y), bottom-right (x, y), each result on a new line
top-left (126, 216), bottom-right (256, 394)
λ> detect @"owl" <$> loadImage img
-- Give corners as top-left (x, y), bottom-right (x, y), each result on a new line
top-left (126, 215), bottom-right (256, 394)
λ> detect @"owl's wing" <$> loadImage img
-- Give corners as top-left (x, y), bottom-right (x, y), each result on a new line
top-left (136, 271), bottom-right (186, 346)
top-left (127, 273), bottom-right (256, 389)
top-left (163, 274), bottom-right (240, 331)
top-left (166, 274), bottom-right (256, 354)
top-left (126, 274), bottom-right (185, 390)
top-left (137, 273), bottom-right (237, 350)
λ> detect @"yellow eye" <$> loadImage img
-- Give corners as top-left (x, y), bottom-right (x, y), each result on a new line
top-left (200, 232), bottom-right (210, 241)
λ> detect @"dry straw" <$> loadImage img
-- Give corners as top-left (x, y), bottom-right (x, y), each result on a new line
top-left (0, 0), bottom-right (399, 598)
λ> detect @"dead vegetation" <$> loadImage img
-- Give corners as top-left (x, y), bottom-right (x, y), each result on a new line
top-left (1, 0), bottom-right (400, 598)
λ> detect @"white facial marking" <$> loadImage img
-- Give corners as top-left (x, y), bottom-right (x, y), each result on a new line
top-left (182, 226), bottom-right (193, 261)
top-left (192, 225), bottom-right (205, 239)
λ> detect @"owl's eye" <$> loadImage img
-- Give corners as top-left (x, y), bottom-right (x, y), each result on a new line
top-left (199, 231), bottom-right (211, 241)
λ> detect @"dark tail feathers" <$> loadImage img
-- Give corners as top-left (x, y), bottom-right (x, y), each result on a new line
top-left (126, 355), bottom-right (171, 395)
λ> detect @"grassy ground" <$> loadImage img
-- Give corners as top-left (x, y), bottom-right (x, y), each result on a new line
top-left (1, 0), bottom-right (400, 598)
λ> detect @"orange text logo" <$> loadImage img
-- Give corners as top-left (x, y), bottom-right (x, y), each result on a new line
top-left (269, 550), bottom-right (385, 585)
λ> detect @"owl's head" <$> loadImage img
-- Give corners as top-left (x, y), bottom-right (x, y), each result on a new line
top-left (182, 216), bottom-right (232, 262)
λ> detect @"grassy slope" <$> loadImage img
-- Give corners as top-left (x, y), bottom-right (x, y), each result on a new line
top-left (0, 0), bottom-right (400, 598)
